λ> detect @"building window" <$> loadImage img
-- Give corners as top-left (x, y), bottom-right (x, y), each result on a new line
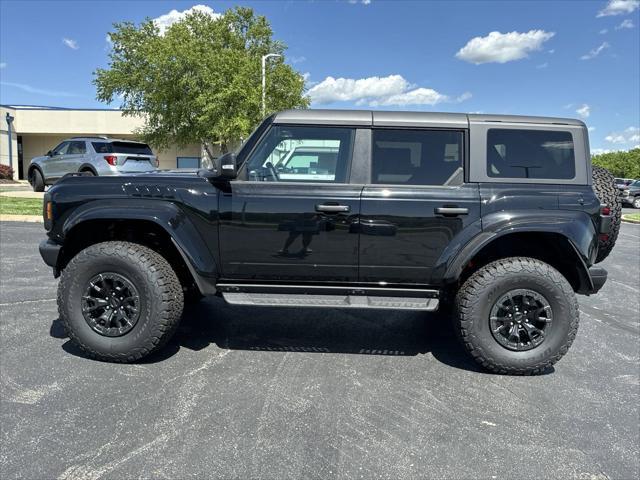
top-left (177, 157), bottom-right (201, 169)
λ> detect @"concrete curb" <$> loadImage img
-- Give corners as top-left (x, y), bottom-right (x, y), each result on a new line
top-left (0, 191), bottom-right (44, 199)
top-left (0, 214), bottom-right (43, 223)
top-left (621, 215), bottom-right (640, 224)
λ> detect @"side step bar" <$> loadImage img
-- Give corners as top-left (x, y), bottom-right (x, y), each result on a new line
top-left (217, 284), bottom-right (439, 311)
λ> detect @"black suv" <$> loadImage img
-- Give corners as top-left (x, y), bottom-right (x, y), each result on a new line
top-left (39, 110), bottom-right (620, 374)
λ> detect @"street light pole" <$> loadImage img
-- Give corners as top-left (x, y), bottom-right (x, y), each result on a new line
top-left (261, 53), bottom-right (282, 117)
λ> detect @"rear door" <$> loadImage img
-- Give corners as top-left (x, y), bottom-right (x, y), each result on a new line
top-left (219, 124), bottom-right (362, 282)
top-left (359, 127), bottom-right (481, 284)
top-left (64, 141), bottom-right (87, 172)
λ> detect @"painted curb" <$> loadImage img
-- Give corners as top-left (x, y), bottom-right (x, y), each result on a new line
top-left (0, 215), bottom-right (43, 223)
top-left (621, 215), bottom-right (640, 224)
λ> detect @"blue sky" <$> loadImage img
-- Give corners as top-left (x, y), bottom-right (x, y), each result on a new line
top-left (1, 0), bottom-right (638, 152)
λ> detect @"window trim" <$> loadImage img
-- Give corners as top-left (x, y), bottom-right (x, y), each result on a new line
top-left (468, 122), bottom-right (588, 185)
top-left (368, 127), bottom-right (468, 187)
top-left (237, 123), bottom-right (357, 185)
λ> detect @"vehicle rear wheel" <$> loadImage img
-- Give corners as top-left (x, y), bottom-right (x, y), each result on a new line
top-left (30, 169), bottom-right (45, 192)
top-left (592, 165), bottom-right (621, 262)
top-left (80, 169), bottom-right (96, 176)
top-left (454, 257), bottom-right (579, 375)
top-left (58, 241), bottom-right (184, 362)
top-left (633, 197), bottom-right (640, 209)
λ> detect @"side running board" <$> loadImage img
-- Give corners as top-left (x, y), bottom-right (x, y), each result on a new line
top-left (217, 284), bottom-right (439, 311)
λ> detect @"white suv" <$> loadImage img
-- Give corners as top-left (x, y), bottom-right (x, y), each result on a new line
top-left (28, 137), bottom-right (158, 192)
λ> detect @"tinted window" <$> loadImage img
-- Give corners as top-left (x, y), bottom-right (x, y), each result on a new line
top-left (487, 129), bottom-right (575, 179)
top-left (68, 141), bottom-right (86, 154)
top-left (111, 142), bottom-right (153, 155)
top-left (371, 129), bottom-right (463, 185)
top-left (245, 126), bottom-right (354, 183)
top-left (92, 142), bottom-right (110, 153)
top-left (92, 142), bottom-right (153, 155)
top-left (177, 157), bottom-right (200, 168)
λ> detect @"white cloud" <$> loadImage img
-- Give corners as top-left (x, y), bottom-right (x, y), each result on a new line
top-left (600, 28), bottom-right (609, 34)
top-left (62, 38), bottom-right (79, 50)
top-left (548, 49), bottom-right (555, 54)
top-left (348, 0), bottom-right (372, 4)
top-left (307, 74), bottom-right (471, 107)
top-left (580, 41), bottom-right (609, 60)
top-left (588, 126), bottom-right (597, 132)
top-left (455, 30), bottom-right (555, 64)
top-left (605, 126), bottom-right (640, 144)
top-left (153, 4), bottom-right (221, 35)
top-left (597, 0), bottom-right (639, 17)
top-left (0, 81), bottom-right (79, 97)
top-left (615, 18), bottom-right (635, 29)
top-left (289, 56), bottom-right (306, 64)
top-left (536, 62), bottom-right (549, 69)
top-left (576, 104), bottom-right (591, 118)
top-left (0, 62), bottom-right (6, 69)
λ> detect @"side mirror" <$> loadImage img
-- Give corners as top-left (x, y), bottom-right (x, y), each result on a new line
top-left (217, 152), bottom-right (237, 179)
top-left (46, 150), bottom-right (53, 157)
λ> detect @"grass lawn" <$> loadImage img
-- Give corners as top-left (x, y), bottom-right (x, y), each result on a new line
top-left (623, 213), bottom-right (640, 222)
top-left (0, 196), bottom-right (42, 215)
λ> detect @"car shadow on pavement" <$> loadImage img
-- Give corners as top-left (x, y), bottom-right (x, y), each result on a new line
top-left (52, 296), bottom-right (553, 374)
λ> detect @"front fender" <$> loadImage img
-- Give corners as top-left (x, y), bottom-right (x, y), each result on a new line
top-left (61, 199), bottom-right (218, 279)
top-left (441, 210), bottom-right (598, 284)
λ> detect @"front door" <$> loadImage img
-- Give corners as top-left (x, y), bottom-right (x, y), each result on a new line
top-left (219, 124), bottom-right (361, 282)
top-left (359, 128), bottom-right (481, 284)
top-left (42, 141), bottom-right (70, 179)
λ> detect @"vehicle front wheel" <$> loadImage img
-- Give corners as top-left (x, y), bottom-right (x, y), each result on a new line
top-left (58, 241), bottom-right (184, 362)
top-left (454, 257), bottom-right (579, 375)
top-left (30, 169), bottom-right (44, 192)
top-left (633, 197), bottom-right (640, 209)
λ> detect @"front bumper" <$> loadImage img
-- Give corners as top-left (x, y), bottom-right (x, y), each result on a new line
top-left (39, 239), bottom-right (61, 271)
top-left (588, 266), bottom-right (608, 294)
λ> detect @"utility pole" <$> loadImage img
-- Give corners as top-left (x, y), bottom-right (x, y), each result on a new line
top-left (261, 53), bottom-right (282, 117)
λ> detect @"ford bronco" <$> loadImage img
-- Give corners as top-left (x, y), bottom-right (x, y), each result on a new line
top-left (39, 110), bottom-right (621, 374)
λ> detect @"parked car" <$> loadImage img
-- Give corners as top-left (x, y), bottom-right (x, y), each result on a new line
top-left (621, 179), bottom-right (640, 208)
top-left (27, 137), bottom-right (158, 192)
top-left (39, 110), bottom-right (621, 375)
top-left (615, 177), bottom-right (634, 189)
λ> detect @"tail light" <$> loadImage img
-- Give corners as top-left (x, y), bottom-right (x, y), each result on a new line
top-left (601, 205), bottom-right (611, 216)
top-left (104, 155), bottom-right (118, 166)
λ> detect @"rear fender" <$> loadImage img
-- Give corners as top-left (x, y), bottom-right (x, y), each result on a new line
top-left (441, 210), bottom-right (598, 285)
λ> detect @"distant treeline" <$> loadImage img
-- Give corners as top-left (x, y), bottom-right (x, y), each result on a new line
top-left (592, 148), bottom-right (640, 179)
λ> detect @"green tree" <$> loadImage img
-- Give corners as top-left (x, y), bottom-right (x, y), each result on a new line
top-left (94, 7), bottom-right (309, 162)
top-left (592, 148), bottom-right (640, 178)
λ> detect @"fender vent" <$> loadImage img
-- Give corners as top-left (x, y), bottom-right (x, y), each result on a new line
top-left (123, 184), bottom-right (176, 199)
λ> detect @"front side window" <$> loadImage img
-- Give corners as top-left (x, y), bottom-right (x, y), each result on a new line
top-left (244, 125), bottom-right (354, 183)
top-left (487, 129), bottom-right (575, 179)
top-left (371, 129), bottom-right (464, 186)
top-left (52, 142), bottom-right (69, 156)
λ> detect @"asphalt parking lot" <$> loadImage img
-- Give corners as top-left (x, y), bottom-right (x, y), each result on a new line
top-left (1, 221), bottom-right (638, 480)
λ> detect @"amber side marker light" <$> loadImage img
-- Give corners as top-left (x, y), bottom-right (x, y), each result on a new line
top-left (45, 201), bottom-right (53, 221)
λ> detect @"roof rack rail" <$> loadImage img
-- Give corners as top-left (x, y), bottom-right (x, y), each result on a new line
top-left (70, 135), bottom-right (109, 140)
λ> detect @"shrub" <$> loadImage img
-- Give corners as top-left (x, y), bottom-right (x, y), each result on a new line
top-left (592, 148), bottom-right (640, 178)
top-left (0, 164), bottom-right (15, 180)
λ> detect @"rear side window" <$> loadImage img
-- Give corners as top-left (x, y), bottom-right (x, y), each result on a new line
top-left (68, 141), bottom-right (86, 154)
top-left (92, 142), bottom-right (153, 155)
top-left (487, 129), bottom-right (575, 179)
top-left (371, 129), bottom-right (463, 186)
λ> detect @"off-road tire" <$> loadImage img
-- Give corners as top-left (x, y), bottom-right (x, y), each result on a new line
top-left (454, 257), bottom-right (579, 375)
top-left (30, 169), bottom-right (45, 192)
top-left (592, 165), bottom-right (621, 263)
top-left (58, 241), bottom-right (184, 362)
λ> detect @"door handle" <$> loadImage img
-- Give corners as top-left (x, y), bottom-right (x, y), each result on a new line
top-left (435, 207), bottom-right (469, 216)
top-left (315, 204), bottom-right (350, 213)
